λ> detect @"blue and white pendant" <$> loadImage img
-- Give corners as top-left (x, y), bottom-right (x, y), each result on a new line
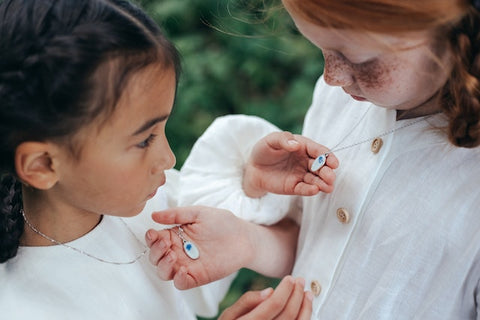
top-left (311, 154), bottom-right (327, 171)
top-left (182, 240), bottom-right (200, 260)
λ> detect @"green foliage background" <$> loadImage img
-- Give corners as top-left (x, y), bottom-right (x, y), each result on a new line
top-left (139, 0), bottom-right (324, 318)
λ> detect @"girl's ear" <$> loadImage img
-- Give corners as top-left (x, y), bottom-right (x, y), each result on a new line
top-left (15, 142), bottom-right (60, 190)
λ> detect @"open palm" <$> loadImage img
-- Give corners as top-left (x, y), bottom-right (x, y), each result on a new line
top-left (146, 206), bottom-right (254, 290)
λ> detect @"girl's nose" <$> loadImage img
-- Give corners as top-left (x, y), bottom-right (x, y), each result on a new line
top-left (323, 53), bottom-right (354, 87)
top-left (151, 140), bottom-right (176, 175)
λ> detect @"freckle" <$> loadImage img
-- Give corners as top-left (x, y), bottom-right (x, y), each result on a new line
top-left (357, 60), bottom-right (395, 89)
top-left (324, 54), bottom-right (349, 84)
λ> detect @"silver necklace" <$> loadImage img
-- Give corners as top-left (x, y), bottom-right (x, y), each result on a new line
top-left (22, 209), bottom-right (148, 265)
top-left (311, 115), bottom-right (431, 171)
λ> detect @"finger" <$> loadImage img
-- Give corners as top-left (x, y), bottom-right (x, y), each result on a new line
top-left (295, 135), bottom-right (331, 159)
top-left (325, 152), bottom-right (339, 169)
top-left (151, 207), bottom-right (201, 225)
top-left (293, 182), bottom-right (320, 196)
top-left (147, 231), bottom-right (172, 265)
top-left (240, 276), bottom-right (296, 319)
top-left (275, 278), bottom-right (306, 320)
top-left (306, 166), bottom-right (336, 186)
top-left (295, 169), bottom-right (335, 196)
top-left (145, 229), bottom-right (159, 248)
top-left (266, 131), bottom-right (301, 152)
top-left (318, 166), bottom-right (336, 186)
top-left (154, 250), bottom-right (178, 281)
top-left (297, 292), bottom-right (314, 320)
top-left (173, 266), bottom-right (201, 290)
top-left (219, 288), bottom-right (273, 320)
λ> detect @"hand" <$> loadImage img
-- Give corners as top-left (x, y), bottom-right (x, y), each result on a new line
top-left (145, 206), bottom-right (255, 290)
top-left (219, 276), bottom-right (313, 320)
top-left (243, 131), bottom-right (339, 198)
top-left (146, 206), bottom-right (299, 290)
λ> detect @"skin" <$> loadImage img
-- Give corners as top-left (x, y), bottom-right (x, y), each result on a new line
top-left (284, 8), bottom-right (453, 119)
top-left (242, 131), bottom-right (338, 198)
top-left (146, 207), bottom-right (313, 319)
top-left (218, 276), bottom-right (313, 320)
top-left (18, 64), bottom-right (176, 246)
top-left (146, 207), bottom-right (300, 287)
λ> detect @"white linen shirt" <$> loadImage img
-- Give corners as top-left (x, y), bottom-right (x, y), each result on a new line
top-left (178, 76), bottom-right (480, 319)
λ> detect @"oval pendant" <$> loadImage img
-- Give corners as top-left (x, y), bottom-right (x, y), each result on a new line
top-left (311, 154), bottom-right (327, 171)
top-left (183, 241), bottom-right (200, 260)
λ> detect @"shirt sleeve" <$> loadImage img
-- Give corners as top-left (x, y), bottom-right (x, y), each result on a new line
top-left (178, 114), bottom-right (296, 225)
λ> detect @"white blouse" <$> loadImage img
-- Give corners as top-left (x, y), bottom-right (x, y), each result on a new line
top-left (178, 76), bottom-right (480, 319)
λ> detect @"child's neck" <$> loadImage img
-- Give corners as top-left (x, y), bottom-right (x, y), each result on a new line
top-left (396, 91), bottom-right (442, 120)
top-left (20, 187), bottom-right (102, 247)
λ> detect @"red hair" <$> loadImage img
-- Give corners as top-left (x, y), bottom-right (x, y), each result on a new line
top-left (283, 0), bottom-right (480, 147)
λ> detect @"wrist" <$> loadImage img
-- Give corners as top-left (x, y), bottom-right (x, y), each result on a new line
top-left (243, 222), bottom-right (266, 270)
top-left (244, 219), bottom-right (298, 277)
top-left (242, 164), bottom-right (267, 198)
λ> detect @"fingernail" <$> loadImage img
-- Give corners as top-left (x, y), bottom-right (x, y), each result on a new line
top-left (146, 230), bottom-right (155, 241)
top-left (260, 287), bottom-right (273, 299)
top-left (288, 140), bottom-right (299, 145)
top-left (296, 277), bottom-right (305, 287)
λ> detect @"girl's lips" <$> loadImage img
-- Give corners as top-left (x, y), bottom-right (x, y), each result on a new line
top-left (343, 88), bottom-right (367, 102)
top-left (350, 94), bottom-right (367, 102)
top-left (147, 189), bottom-right (157, 199)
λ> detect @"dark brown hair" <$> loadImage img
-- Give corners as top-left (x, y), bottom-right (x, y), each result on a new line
top-left (0, 0), bottom-right (181, 262)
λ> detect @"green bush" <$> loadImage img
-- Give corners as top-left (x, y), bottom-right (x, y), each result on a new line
top-left (139, 0), bottom-right (324, 318)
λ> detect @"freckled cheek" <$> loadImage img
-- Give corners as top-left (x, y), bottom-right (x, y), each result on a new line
top-left (355, 62), bottom-right (395, 90)
top-left (355, 62), bottom-right (405, 104)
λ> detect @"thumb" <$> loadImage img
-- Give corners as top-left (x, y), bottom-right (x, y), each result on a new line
top-left (151, 207), bottom-right (201, 225)
top-left (266, 131), bottom-right (300, 152)
top-left (219, 288), bottom-right (273, 320)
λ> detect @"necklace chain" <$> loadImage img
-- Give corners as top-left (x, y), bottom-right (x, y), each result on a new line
top-left (311, 114), bottom-right (432, 171)
top-left (21, 209), bottom-right (147, 265)
top-left (325, 115), bottom-right (431, 156)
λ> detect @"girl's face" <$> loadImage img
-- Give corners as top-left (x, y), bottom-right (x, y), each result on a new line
top-left (288, 12), bottom-right (452, 117)
top-left (53, 65), bottom-right (176, 218)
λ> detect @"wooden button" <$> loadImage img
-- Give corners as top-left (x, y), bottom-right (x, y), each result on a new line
top-left (371, 137), bottom-right (383, 154)
top-left (310, 280), bottom-right (322, 296)
top-left (336, 207), bottom-right (350, 224)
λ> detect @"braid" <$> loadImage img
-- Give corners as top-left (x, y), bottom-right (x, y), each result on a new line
top-left (0, 174), bottom-right (23, 263)
top-left (441, 8), bottom-right (480, 148)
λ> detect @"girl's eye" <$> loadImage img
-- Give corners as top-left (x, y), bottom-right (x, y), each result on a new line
top-left (137, 134), bottom-right (157, 149)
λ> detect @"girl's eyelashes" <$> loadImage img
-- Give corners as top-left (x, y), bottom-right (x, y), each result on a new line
top-left (137, 134), bottom-right (157, 149)
top-left (352, 58), bottom-right (377, 69)
top-left (333, 50), bottom-right (377, 67)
